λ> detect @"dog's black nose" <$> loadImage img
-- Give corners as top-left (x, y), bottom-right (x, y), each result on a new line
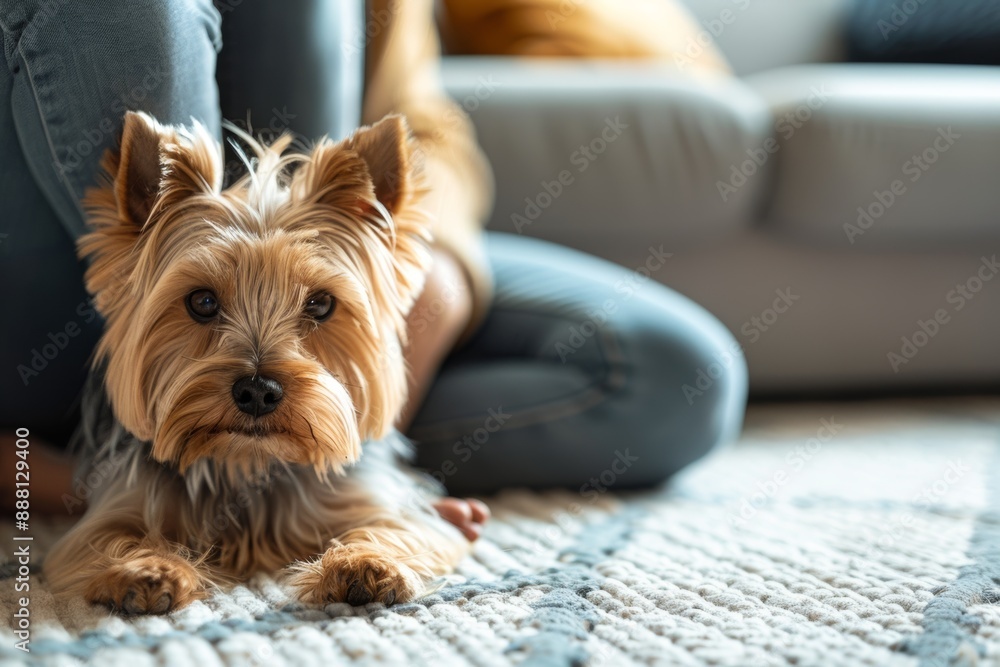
top-left (232, 375), bottom-right (283, 417)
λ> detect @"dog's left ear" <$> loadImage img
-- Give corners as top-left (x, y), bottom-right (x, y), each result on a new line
top-left (292, 115), bottom-right (431, 317)
top-left (344, 114), bottom-right (415, 215)
top-left (293, 114), bottom-right (420, 219)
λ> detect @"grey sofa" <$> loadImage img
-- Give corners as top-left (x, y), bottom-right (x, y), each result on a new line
top-left (441, 0), bottom-right (1000, 393)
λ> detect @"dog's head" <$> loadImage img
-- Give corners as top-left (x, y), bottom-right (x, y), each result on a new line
top-left (80, 111), bottom-right (429, 476)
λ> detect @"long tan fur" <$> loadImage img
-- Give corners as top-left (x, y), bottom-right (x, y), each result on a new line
top-left (43, 112), bottom-right (470, 614)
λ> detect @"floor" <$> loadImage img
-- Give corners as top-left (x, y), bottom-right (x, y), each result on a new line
top-left (3, 397), bottom-right (1000, 666)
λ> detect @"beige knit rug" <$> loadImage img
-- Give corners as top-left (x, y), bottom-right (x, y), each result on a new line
top-left (3, 398), bottom-right (1000, 666)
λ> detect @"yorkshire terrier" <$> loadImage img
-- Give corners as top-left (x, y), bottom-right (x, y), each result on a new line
top-left (42, 111), bottom-right (471, 614)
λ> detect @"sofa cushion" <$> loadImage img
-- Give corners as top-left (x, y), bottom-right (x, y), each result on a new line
top-left (442, 58), bottom-right (773, 249)
top-left (847, 0), bottom-right (1000, 65)
top-left (746, 64), bottom-right (1000, 249)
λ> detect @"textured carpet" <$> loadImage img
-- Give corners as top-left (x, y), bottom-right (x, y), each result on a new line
top-left (3, 398), bottom-right (1000, 666)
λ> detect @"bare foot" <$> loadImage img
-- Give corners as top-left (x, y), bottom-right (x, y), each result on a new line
top-left (433, 497), bottom-right (490, 542)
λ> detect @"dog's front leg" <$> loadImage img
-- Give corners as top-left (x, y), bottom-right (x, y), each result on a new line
top-left (286, 503), bottom-right (470, 606)
top-left (44, 490), bottom-right (207, 615)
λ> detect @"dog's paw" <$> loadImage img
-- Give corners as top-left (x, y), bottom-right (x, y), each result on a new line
top-left (287, 545), bottom-right (420, 606)
top-left (84, 555), bottom-right (202, 615)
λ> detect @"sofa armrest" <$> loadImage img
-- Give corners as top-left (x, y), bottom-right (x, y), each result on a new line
top-left (441, 57), bottom-right (771, 255)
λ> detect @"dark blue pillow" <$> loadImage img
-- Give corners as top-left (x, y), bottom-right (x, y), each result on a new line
top-left (846, 0), bottom-right (1000, 65)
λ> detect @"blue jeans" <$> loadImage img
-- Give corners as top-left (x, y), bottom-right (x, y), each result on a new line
top-left (410, 233), bottom-right (747, 494)
top-left (0, 0), bottom-right (747, 494)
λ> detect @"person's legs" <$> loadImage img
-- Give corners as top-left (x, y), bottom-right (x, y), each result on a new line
top-left (0, 0), bottom-right (222, 238)
top-left (0, 0), bottom-right (222, 443)
top-left (0, 61), bottom-right (95, 446)
top-left (409, 232), bottom-right (748, 496)
top-left (215, 0), bottom-right (363, 156)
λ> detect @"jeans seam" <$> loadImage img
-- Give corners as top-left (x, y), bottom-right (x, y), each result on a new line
top-left (16, 25), bottom-right (85, 225)
top-left (408, 304), bottom-right (629, 442)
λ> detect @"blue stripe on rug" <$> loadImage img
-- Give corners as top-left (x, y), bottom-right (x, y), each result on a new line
top-left (899, 439), bottom-right (1000, 666)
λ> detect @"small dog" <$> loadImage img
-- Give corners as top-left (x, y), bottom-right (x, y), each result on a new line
top-left (42, 111), bottom-right (471, 614)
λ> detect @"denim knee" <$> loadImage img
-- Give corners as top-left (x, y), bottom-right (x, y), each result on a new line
top-left (8, 0), bottom-right (222, 79)
top-left (4, 0), bottom-right (223, 236)
top-left (607, 290), bottom-right (748, 489)
top-left (45, 0), bottom-right (224, 120)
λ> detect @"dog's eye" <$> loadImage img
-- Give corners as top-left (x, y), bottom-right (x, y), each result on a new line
top-left (186, 289), bottom-right (219, 322)
top-left (305, 292), bottom-right (335, 321)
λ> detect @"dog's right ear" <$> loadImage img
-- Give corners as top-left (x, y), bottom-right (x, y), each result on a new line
top-left (112, 111), bottom-right (220, 227)
top-left (79, 112), bottom-right (222, 323)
